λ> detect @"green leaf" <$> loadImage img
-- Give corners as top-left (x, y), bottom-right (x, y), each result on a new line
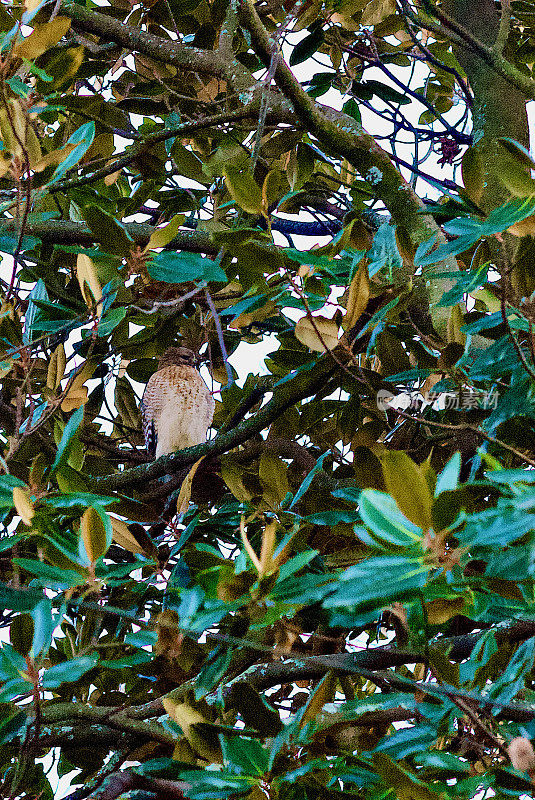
top-left (358, 489), bottom-right (423, 549)
top-left (363, 79), bottom-right (412, 106)
top-left (289, 452), bottom-right (327, 509)
top-left (223, 165), bottom-right (263, 215)
top-left (289, 25), bottom-right (325, 66)
top-left (50, 405), bottom-right (84, 476)
top-left (97, 306), bottom-right (126, 337)
top-left (177, 770), bottom-right (255, 798)
top-left (148, 251), bottom-right (227, 283)
top-left (372, 752), bottom-right (444, 800)
top-left (42, 654), bottom-right (99, 688)
top-left (323, 554), bottom-right (428, 611)
top-left (342, 98), bottom-right (362, 124)
top-left (435, 262), bottom-right (489, 307)
top-left (435, 453), bottom-right (461, 496)
top-left (367, 223), bottom-right (403, 277)
top-left (82, 205), bottom-right (134, 257)
top-left (23, 278), bottom-right (49, 345)
top-left (222, 736), bottom-right (269, 776)
top-left (44, 492), bottom-right (119, 508)
top-left (0, 582), bottom-right (44, 611)
top-left (100, 652), bottom-right (152, 668)
top-left (0, 474), bottom-right (26, 508)
top-left (373, 724), bottom-right (437, 759)
top-left (124, 630), bottom-right (158, 648)
top-left (49, 121), bottom-right (95, 184)
top-left (12, 558), bottom-right (86, 589)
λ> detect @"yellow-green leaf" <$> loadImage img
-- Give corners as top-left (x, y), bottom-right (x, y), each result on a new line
top-left (170, 141), bottom-right (208, 184)
top-left (144, 214), bottom-right (185, 252)
top-left (223, 165), bottom-right (263, 215)
top-left (461, 146), bottom-right (484, 204)
top-left (299, 671), bottom-right (338, 727)
top-left (76, 253), bottom-right (102, 308)
top-left (380, 451), bottom-right (433, 531)
top-left (13, 487), bottom-right (34, 526)
top-left (259, 454), bottom-right (289, 509)
top-left (14, 17), bottom-right (72, 60)
top-left (80, 506), bottom-right (111, 564)
top-left (343, 260), bottom-right (369, 330)
top-left (176, 458), bottom-right (204, 515)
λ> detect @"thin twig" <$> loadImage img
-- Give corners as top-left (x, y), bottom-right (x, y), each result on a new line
top-left (205, 288), bottom-right (233, 386)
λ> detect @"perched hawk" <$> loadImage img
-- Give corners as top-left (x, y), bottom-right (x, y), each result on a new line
top-left (141, 347), bottom-right (214, 459)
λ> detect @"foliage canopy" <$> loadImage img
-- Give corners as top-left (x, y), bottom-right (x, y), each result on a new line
top-left (2, 0), bottom-right (535, 797)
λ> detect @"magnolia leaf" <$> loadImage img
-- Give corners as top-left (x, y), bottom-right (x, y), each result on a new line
top-left (259, 454), bottom-right (289, 509)
top-left (220, 458), bottom-right (253, 503)
top-left (162, 699), bottom-right (222, 762)
top-left (498, 137), bottom-right (535, 170)
top-left (223, 165), bottom-right (263, 215)
top-left (110, 517), bottom-right (146, 555)
top-left (12, 488), bottom-right (34, 526)
top-left (343, 259), bottom-right (369, 330)
top-left (61, 387), bottom-right (88, 413)
top-left (176, 458), bottom-right (204, 515)
top-left (425, 597), bottom-right (467, 625)
top-left (81, 206), bottom-right (134, 257)
top-left (76, 253), bottom-right (102, 308)
top-left (295, 315), bottom-right (339, 352)
top-left (497, 153), bottom-right (535, 197)
top-left (289, 25), bottom-right (325, 66)
top-left (144, 214), bottom-right (185, 252)
top-left (23, 278), bottom-right (48, 345)
top-left (80, 506), bottom-right (111, 564)
top-left (170, 141), bottom-right (208, 184)
top-left (10, 614), bottom-right (34, 657)
top-left (14, 17), bottom-right (71, 60)
top-left (42, 654), bottom-right (99, 689)
top-left (380, 451), bottom-right (433, 532)
top-left (299, 671), bottom-right (337, 727)
top-left (446, 304), bottom-right (466, 346)
top-left (461, 146), bottom-right (484, 204)
top-left (47, 342), bottom-right (66, 391)
top-left (49, 121), bottom-right (95, 184)
top-left (50, 405), bottom-right (84, 475)
top-left (361, 0), bottom-right (396, 26)
top-left (33, 143), bottom-right (77, 173)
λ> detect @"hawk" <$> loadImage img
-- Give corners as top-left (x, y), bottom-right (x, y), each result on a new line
top-left (141, 347), bottom-right (214, 459)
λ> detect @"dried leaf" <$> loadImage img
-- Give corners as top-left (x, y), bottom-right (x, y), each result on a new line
top-left (176, 457), bottom-right (204, 515)
top-left (343, 260), bottom-right (369, 330)
top-left (295, 315), bottom-right (339, 352)
top-left (361, 0), bottom-right (396, 27)
top-left (76, 253), bottom-right (102, 308)
top-left (13, 487), bottom-right (34, 526)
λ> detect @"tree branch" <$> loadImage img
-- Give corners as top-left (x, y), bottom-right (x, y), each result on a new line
top-left (90, 356), bottom-right (341, 491)
top-left (64, 3), bottom-right (226, 77)
top-left (0, 219), bottom-right (216, 253)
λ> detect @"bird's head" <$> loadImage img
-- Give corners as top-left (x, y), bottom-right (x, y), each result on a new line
top-left (158, 346), bottom-right (197, 369)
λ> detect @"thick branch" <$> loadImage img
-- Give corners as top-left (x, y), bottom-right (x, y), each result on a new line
top-left (48, 107), bottom-right (263, 193)
top-left (64, 3), bottom-right (226, 77)
top-left (90, 356), bottom-right (339, 491)
top-left (0, 219), bottom-right (216, 253)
